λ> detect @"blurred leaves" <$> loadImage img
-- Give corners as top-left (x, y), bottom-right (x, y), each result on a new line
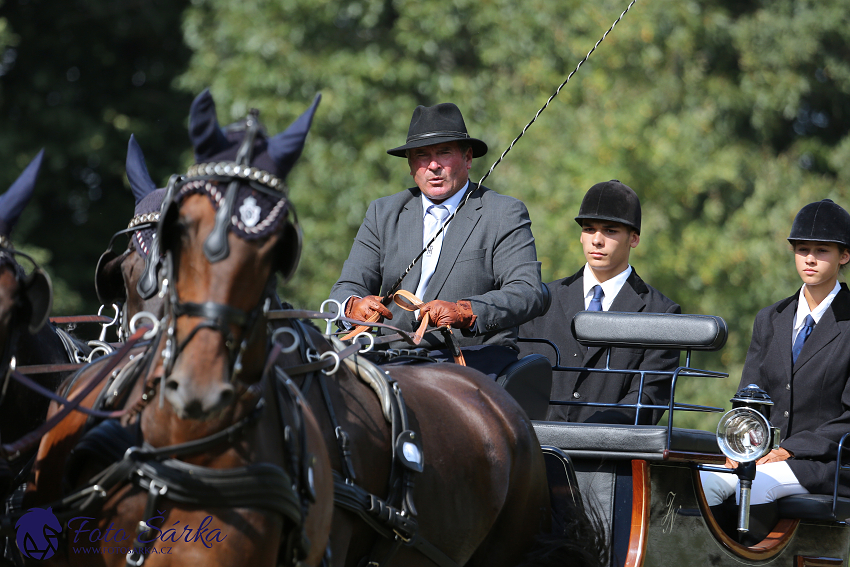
top-left (0, 0), bottom-right (194, 314)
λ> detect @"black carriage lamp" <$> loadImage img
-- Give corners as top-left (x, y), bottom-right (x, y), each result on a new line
top-left (714, 384), bottom-right (781, 534)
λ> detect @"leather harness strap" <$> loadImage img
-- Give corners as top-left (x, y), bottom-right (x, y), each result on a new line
top-left (332, 471), bottom-right (460, 567)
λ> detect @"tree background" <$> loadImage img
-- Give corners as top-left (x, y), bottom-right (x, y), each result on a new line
top-left (2, 0), bottom-right (849, 430)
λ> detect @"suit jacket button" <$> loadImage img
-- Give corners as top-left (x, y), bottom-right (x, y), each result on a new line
top-left (784, 411), bottom-right (789, 417)
top-left (786, 384), bottom-right (791, 390)
top-left (573, 392), bottom-right (581, 399)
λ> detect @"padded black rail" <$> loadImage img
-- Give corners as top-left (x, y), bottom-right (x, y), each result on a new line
top-left (571, 311), bottom-right (728, 351)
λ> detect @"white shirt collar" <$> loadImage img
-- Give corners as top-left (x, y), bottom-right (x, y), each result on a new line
top-left (420, 180), bottom-right (468, 218)
top-left (795, 280), bottom-right (841, 329)
top-left (582, 264), bottom-right (633, 311)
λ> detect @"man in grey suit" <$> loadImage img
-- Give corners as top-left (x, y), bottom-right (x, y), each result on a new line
top-left (519, 180), bottom-right (680, 424)
top-left (331, 102), bottom-right (545, 377)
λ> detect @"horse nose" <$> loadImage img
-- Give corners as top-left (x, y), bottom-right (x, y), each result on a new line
top-left (164, 375), bottom-right (235, 419)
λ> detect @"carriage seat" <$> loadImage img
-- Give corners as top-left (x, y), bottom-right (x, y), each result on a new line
top-left (532, 422), bottom-right (720, 461)
top-left (572, 310), bottom-right (728, 351)
top-left (777, 494), bottom-right (850, 522)
top-left (496, 354), bottom-right (552, 420)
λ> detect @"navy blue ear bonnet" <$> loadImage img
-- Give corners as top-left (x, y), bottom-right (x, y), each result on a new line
top-left (0, 150), bottom-right (42, 274)
top-left (126, 134), bottom-right (165, 258)
top-left (0, 149), bottom-right (43, 245)
top-left (0, 150), bottom-right (54, 333)
top-left (160, 89), bottom-right (320, 278)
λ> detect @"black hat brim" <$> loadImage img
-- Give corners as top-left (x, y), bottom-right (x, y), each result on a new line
top-left (387, 136), bottom-right (488, 158)
top-left (574, 214), bottom-right (641, 234)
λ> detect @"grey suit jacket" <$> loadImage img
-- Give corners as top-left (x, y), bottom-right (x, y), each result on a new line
top-left (331, 183), bottom-right (544, 350)
top-left (519, 268), bottom-right (681, 424)
top-left (740, 284), bottom-right (850, 497)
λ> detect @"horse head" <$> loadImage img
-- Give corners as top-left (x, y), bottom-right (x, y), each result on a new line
top-left (157, 89), bottom-right (319, 420)
top-left (95, 135), bottom-right (166, 338)
top-left (0, 151), bottom-right (53, 358)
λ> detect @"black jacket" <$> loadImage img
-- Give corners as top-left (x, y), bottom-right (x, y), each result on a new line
top-left (740, 284), bottom-right (850, 497)
top-left (519, 268), bottom-right (680, 424)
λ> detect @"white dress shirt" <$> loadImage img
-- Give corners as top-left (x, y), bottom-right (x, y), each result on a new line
top-left (582, 264), bottom-right (633, 311)
top-left (792, 280), bottom-right (840, 348)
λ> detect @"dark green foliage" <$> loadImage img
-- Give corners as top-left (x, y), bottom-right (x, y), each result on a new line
top-left (0, 0), bottom-right (193, 313)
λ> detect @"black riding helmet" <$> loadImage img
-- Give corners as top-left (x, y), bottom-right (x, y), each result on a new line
top-left (787, 199), bottom-right (850, 249)
top-left (574, 180), bottom-right (641, 234)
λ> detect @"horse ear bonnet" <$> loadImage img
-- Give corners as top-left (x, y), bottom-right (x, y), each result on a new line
top-left (126, 136), bottom-right (166, 300)
top-left (176, 89), bottom-right (320, 280)
top-left (0, 150), bottom-right (43, 241)
top-left (96, 136), bottom-right (166, 304)
top-left (0, 150), bottom-right (54, 333)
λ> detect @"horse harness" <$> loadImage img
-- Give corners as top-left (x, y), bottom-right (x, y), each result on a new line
top-left (272, 312), bottom-right (462, 567)
top-left (0, 327), bottom-right (323, 567)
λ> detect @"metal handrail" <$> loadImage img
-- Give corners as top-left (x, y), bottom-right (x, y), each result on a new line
top-left (517, 336), bottom-right (728, 449)
top-left (833, 432), bottom-right (850, 519)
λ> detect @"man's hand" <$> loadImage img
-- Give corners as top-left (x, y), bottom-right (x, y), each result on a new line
top-left (418, 300), bottom-right (477, 329)
top-left (345, 295), bottom-right (393, 322)
top-left (756, 447), bottom-right (793, 465)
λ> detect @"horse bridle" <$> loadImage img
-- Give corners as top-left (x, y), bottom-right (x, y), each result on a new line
top-left (94, 219), bottom-right (160, 337)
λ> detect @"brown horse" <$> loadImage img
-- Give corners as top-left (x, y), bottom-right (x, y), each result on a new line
top-left (25, 96), bottom-right (333, 567)
top-left (175, 91), bottom-right (601, 567)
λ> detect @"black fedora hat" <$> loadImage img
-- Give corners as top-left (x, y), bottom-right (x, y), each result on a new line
top-left (387, 103), bottom-right (488, 158)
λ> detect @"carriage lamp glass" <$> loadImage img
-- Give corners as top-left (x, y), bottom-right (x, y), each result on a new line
top-left (716, 407), bottom-right (772, 463)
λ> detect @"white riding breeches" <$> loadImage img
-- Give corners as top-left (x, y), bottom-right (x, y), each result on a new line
top-left (699, 461), bottom-right (809, 507)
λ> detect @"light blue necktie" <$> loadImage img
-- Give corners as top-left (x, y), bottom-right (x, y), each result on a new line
top-left (588, 285), bottom-right (604, 312)
top-left (792, 314), bottom-right (815, 364)
top-left (414, 204), bottom-right (450, 299)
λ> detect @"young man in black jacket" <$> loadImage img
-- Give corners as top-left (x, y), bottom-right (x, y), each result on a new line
top-left (519, 180), bottom-right (680, 424)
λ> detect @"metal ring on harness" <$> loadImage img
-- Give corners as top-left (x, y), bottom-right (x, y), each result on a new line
top-left (353, 331), bottom-right (374, 353)
top-left (272, 327), bottom-right (301, 354)
top-left (86, 341), bottom-right (113, 362)
top-left (97, 303), bottom-right (121, 342)
top-left (320, 350), bottom-right (340, 375)
top-left (320, 299), bottom-right (342, 335)
top-left (129, 311), bottom-right (161, 341)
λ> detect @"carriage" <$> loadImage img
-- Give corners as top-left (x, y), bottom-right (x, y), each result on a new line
top-left (503, 308), bottom-right (850, 567)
